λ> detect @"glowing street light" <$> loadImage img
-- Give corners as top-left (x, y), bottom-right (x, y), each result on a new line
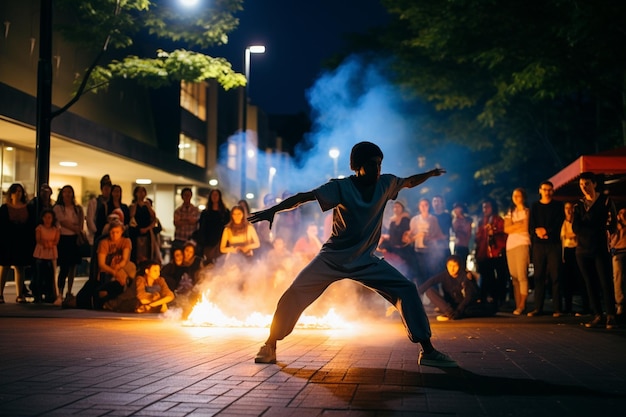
top-left (268, 166), bottom-right (276, 195)
top-left (329, 147), bottom-right (340, 177)
top-left (240, 44), bottom-right (265, 198)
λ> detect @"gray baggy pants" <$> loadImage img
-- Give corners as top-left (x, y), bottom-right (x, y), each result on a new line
top-left (268, 254), bottom-right (432, 343)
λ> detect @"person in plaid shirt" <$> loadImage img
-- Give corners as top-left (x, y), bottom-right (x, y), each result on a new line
top-left (173, 188), bottom-right (200, 250)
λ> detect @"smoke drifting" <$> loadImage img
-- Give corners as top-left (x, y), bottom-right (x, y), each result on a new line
top-left (279, 55), bottom-right (426, 194)
top-left (196, 55), bottom-right (453, 327)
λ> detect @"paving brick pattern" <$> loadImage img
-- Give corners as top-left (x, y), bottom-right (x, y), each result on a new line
top-left (0, 301), bottom-right (625, 416)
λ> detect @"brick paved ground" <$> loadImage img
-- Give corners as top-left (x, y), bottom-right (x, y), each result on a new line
top-left (0, 282), bottom-right (625, 416)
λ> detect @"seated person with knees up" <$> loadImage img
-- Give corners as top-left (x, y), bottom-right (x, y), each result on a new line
top-left (161, 246), bottom-right (186, 292)
top-left (418, 255), bottom-right (496, 321)
top-left (95, 219), bottom-right (136, 308)
top-left (135, 260), bottom-right (175, 313)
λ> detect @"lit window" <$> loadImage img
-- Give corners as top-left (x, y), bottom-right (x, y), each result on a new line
top-left (179, 133), bottom-right (206, 168)
top-left (180, 81), bottom-right (207, 121)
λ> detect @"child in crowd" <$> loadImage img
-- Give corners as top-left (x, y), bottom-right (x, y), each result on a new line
top-left (32, 209), bottom-right (61, 304)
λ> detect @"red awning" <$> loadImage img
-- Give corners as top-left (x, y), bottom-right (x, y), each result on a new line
top-left (548, 147), bottom-right (626, 201)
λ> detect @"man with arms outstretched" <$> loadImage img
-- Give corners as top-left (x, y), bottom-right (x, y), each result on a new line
top-left (248, 141), bottom-right (457, 368)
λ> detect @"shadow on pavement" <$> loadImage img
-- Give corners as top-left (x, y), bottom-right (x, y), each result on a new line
top-left (279, 365), bottom-right (625, 411)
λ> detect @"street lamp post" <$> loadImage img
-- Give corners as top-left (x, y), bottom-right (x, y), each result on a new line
top-left (35, 0), bottom-right (53, 193)
top-left (240, 45), bottom-right (265, 199)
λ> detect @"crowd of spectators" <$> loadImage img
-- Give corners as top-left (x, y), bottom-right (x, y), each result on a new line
top-left (0, 170), bottom-right (623, 328)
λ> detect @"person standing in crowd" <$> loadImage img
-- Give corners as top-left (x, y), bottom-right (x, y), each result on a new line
top-left (0, 183), bottom-right (36, 303)
top-left (407, 198), bottom-right (446, 286)
top-left (255, 194), bottom-right (276, 255)
top-left (53, 185), bottom-right (85, 301)
top-left (504, 188), bottom-right (531, 315)
top-left (451, 202), bottom-right (472, 268)
top-left (474, 199), bottom-right (508, 308)
top-left (561, 201), bottom-right (589, 315)
top-left (32, 209), bottom-right (61, 304)
top-left (431, 195), bottom-right (452, 272)
top-left (173, 187), bottom-right (200, 250)
top-left (96, 184), bottom-right (130, 237)
top-left (28, 183), bottom-right (55, 217)
top-left (87, 174), bottom-right (112, 243)
top-left (249, 141), bottom-right (457, 368)
top-left (527, 181), bottom-right (564, 317)
top-left (610, 208), bottom-right (626, 317)
top-left (196, 189), bottom-right (230, 264)
top-left (274, 191), bottom-right (302, 248)
top-left (573, 172), bottom-right (617, 329)
top-left (145, 198), bottom-right (163, 264)
top-left (293, 222), bottom-right (323, 263)
top-left (128, 186), bottom-right (157, 264)
top-left (418, 255), bottom-right (496, 321)
top-left (378, 201), bottom-right (414, 276)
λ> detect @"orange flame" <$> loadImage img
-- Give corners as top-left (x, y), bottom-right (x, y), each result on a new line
top-left (184, 289), bottom-right (351, 329)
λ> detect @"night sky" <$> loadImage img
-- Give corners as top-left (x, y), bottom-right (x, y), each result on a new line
top-left (212, 0), bottom-right (390, 115)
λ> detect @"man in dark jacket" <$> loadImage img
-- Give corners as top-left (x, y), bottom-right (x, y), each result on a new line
top-left (573, 172), bottom-right (617, 329)
top-left (528, 181), bottom-right (564, 317)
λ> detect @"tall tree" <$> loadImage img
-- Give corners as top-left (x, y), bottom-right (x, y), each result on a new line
top-left (377, 0), bottom-right (626, 203)
top-left (53, 0), bottom-right (246, 118)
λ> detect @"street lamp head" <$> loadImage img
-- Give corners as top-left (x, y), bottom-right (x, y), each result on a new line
top-left (248, 45), bottom-right (266, 54)
top-left (329, 148), bottom-right (340, 159)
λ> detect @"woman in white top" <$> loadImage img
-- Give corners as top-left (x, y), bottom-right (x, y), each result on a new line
top-left (220, 205), bottom-right (260, 259)
top-left (504, 188), bottom-right (531, 315)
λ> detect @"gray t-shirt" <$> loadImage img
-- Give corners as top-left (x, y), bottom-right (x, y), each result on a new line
top-left (314, 174), bottom-right (404, 269)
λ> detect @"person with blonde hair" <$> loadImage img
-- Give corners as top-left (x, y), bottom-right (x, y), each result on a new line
top-left (504, 188), bottom-right (531, 315)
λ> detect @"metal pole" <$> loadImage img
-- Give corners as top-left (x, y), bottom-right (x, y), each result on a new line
top-left (35, 0), bottom-right (52, 193)
top-left (240, 47), bottom-right (250, 199)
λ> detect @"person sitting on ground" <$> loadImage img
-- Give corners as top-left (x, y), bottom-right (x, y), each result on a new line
top-left (135, 260), bottom-right (175, 313)
top-left (94, 219), bottom-right (136, 309)
top-left (220, 205), bottom-right (260, 260)
top-left (181, 242), bottom-right (203, 285)
top-left (161, 247), bottom-right (186, 292)
top-left (418, 255), bottom-right (497, 321)
top-left (248, 141), bottom-right (457, 368)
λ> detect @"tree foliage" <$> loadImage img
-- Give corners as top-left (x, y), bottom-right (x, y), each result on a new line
top-left (377, 0), bottom-right (626, 205)
top-left (54, 0), bottom-right (245, 112)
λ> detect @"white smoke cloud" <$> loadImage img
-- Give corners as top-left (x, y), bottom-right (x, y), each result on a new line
top-left (188, 56), bottom-right (438, 327)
